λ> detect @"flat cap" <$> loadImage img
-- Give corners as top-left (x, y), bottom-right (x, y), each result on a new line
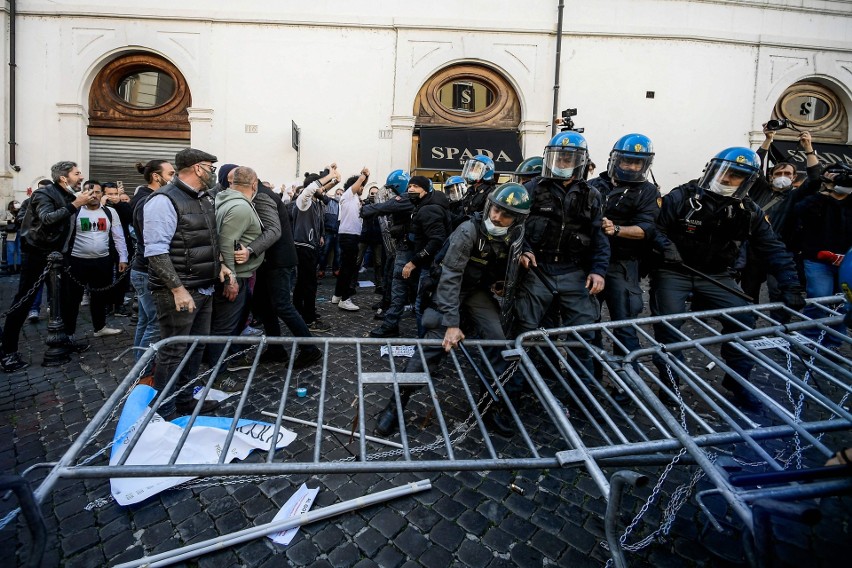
top-left (175, 148), bottom-right (218, 171)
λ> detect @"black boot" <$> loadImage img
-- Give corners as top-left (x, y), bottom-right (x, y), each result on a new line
top-left (721, 374), bottom-right (762, 411)
top-left (374, 387), bottom-right (415, 436)
top-left (483, 406), bottom-right (515, 438)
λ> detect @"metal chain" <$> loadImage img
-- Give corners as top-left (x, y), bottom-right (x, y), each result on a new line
top-left (62, 252), bottom-right (136, 294)
top-left (0, 263), bottom-right (50, 321)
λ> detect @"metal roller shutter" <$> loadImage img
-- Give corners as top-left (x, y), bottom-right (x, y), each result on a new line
top-left (89, 137), bottom-right (188, 191)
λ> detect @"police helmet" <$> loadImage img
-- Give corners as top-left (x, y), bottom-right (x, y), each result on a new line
top-left (512, 156), bottom-right (543, 183)
top-left (483, 182), bottom-right (531, 227)
top-left (461, 154), bottom-right (495, 184)
top-left (542, 131), bottom-right (589, 181)
top-left (385, 169), bottom-right (410, 196)
top-left (607, 134), bottom-right (654, 183)
top-left (698, 147), bottom-right (761, 200)
top-left (443, 175), bottom-right (467, 202)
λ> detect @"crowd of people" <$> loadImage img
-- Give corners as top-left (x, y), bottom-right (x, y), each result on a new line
top-left (1, 122), bottom-right (850, 430)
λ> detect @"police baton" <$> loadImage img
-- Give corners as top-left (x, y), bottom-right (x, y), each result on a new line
top-left (680, 263), bottom-right (754, 303)
top-left (529, 265), bottom-right (559, 297)
top-left (458, 342), bottom-right (500, 403)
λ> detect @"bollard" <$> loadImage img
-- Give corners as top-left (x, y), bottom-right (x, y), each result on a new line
top-left (42, 251), bottom-right (71, 366)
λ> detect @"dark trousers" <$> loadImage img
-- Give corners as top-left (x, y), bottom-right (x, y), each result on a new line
top-left (65, 255), bottom-right (113, 335)
top-left (152, 288), bottom-right (213, 414)
top-left (2, 249), bottom-right (71, 354)
top-left (294, 246), bottom-right (319, 323)
top-left (253, 264), bottom-right (312, 339)
top-left (334, 233), bottom-right (361, 300)
top-left (650, 267), bottom-right (754, 379)
top-left (204, 276), bottom-right (250, 366)
top-left (598, 258), bottom-right (644, 355)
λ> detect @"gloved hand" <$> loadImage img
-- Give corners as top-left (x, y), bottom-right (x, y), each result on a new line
top-left (816, 250), bottom-right (845, 266)
top-left (662, 243), bottom-right (683, 264)
top-left (781, 285), bottom-right (806, 311)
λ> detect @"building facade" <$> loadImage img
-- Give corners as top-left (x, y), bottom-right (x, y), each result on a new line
top-left (1, 0), bottom-right (851, 202)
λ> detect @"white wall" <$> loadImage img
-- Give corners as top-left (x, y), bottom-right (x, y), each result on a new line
top-left (0, 0), bottom-right (850, 202)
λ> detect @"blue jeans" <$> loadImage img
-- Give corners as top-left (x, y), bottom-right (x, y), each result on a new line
top-left (802, 260), bottom-right (846, 347)
top-left (5, 238), bottom-right (20, 269)
top-left (131, 269), bottom-right (160, 368)
top-left (204, 276), bottom-right (250, 366)
top-left (381, 249), bottom-right (415, 329)
top-left (319, 231), bottom-right (340, 271)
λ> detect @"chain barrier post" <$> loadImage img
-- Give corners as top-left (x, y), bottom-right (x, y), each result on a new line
top-left (42, 252), bottom-right (71, 367)
top-left (0, 230), bottom-right (8, 275)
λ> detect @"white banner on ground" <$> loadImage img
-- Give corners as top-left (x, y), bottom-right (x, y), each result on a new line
top-left (268, 483), bottom-right (320, 545)
top-left (109, 385), bottom-right (296, 506)
top-left (379, 345), bottom-right (415, 358)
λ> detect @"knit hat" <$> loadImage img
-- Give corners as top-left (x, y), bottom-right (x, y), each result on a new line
top-left (175, 148), bottom-right (218, 171)
top-left (408, 175), bottom-right (432, 192)
top-left (217, 164), bottom-right (239, 189)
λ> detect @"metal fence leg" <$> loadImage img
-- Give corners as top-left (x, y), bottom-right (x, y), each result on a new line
top-left (0, 475), bottom-right (46, 568)
top-left (605, 470), bottom-right (648, 568)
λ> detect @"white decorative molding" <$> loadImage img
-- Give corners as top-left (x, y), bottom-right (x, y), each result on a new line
top-left (159, 31), bottom-right (201, 66)
top-left (838, 60), bottom-right (852, 78)
top-left (496, 43), bottom-right (537, 74)
top-left (72, 27), bottom-right (113, 55)
top-left (409, 41), bottom-right (451, 68)
top-left (390, 115), bottom-right (417, 130)
top-left (769, 55), bottom-right (809, 84)
top-left (56, 103), bottom-right (86, 118)
top-left (187, 107), bottom-right (214, 123)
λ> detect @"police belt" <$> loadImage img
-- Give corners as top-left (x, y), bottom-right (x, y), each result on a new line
top-left (536, 251), bottom-right (581, 265)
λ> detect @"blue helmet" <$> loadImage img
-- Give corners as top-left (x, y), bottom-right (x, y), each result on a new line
top-left (461, 154), bottom-right (495, 184)
top-left (443, 175), bottom-right (467, 202)
top-left (385, 169), bottom-right (410, 196)
top-left (699, 147), bottom-right (761, 200)
top-left (542, 131), bottom-right (588, 181)
top-left (607, 134), bottom-right (654, 184)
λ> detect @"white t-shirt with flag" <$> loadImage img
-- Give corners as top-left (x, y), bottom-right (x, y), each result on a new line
top-left (71, 206), bottom-right (128, 262)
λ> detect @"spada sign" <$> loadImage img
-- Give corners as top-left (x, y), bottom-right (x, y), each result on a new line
top-left (419, 127), bottom-right (523, 172)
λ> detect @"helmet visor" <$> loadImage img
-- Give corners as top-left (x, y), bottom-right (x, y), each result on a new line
top-left (699, 160), bottom-right (757, 200)
top-left (462, 160), bottom-right (487, 183)
top-left (542, 146), bottom-right (587, 180)
top-left (608, 151), bottom-right (653, 183)
top-left (444, 181), bottom-right (466, 202)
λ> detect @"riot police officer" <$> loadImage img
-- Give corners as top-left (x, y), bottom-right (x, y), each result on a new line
top-left (457, 154), bottom-right (497, 218)
top-left (374, 183), bottom-right (531, 437)
top-left (514, 131), bottom-right (610, 378)
top-left (443, 175), bottom-right (467, 203)
top-left (587, 134), bottom-right (660, 354)
top-left (652, 147), bottom-right (806, 409)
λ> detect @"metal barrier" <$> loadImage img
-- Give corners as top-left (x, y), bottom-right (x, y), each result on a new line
top-left (20, 296), bottom-right (852, 566)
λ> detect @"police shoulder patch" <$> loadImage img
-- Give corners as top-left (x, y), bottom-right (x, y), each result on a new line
top-left (656, 197), bottom-right (663, 208)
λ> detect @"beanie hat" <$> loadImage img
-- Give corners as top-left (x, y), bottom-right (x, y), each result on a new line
top-left (408, 175), bottom-right (432, 192)
top-left (217, 163), bottom-right (239, 189)
top-left (175, 148), bottom-right (218, 171)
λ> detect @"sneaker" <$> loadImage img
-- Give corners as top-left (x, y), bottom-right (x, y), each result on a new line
top-left (27, 309), bottom-right (40, 323)
top-left (93, 327), bottom-right (122, 337)
top-left (369, 325), bottom-right (399, 338)
top-left (338, 299), bottom-right (360, 311)
top-left (217, 375), bottom-right (247, 393)
top-left (292, 348), bottom-right (323, 369)
top-left (331, 295), bottom-right (342, 304)
top-left (308, 320), bottom-right (330, 333)
top-left (721, 374), bottom-right (763, 411)
top-left (81, 292), bottom-right (90, 306)
top-left (1, 352), bottom-right (28, 373)
top-left (374, 309), bottom-right (385, 320)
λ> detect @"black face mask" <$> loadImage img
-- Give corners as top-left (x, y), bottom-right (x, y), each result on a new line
top-left (407, 192), bottom-right (421, 205)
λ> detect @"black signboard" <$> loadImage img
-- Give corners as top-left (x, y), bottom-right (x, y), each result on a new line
top-left (769, 140), bottom-right (852, 171)
top-left (291, 120), bottom-right (300, 151)
top-left (418, 127), bottom-right (523, 172)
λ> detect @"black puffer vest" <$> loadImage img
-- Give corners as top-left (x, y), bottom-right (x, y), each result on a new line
top-left (148, 181), bottom-right (219, 290)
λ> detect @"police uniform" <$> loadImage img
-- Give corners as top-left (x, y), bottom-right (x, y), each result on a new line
top-left (652, 182), bottom-right (801, 381)
top-left (588, 172), bottom-right (659, 353)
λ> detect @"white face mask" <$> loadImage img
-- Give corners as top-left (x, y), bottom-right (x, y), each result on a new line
top-left (709, 180), bottom-right (738, 197)
top-left (483, 217), bottom-right (508, 236)
top-left (771, 176), bottom-right (792, 190)
top-left (832, 185), bottom-right (852, 195)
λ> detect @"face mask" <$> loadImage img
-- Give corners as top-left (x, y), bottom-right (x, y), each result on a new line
top-left (709, 180), bottom-right (738, 197)
top-left (484, 217), bottom-right (508, 236)
top-left (202, 169), bottom-right (217, 190)
top-left (771, 177), bottom-right (792, 190)
top-left (550, 166), bottom-right (575, 179)
top-left (407, 192), bottom-right (421, 205)
top-left (832, 185), bottom-right (852, 195)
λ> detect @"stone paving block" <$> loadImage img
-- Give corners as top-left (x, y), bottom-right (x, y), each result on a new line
top-left (498, 514), bottom-right (535, 542)
top-left (372, 544), bottom-right (405, 568)
top-left (433, 494), bottom-right (467, 521)
top-left (205, 495), bottom-right (240, 519)
top-left (418, 540), bottom-right (453, 566)
top-left (214, 508), bottom-right (251, 534)
top-left (352, 560), bottom-right (380, 568)
top-left (286, 537), bottom-right (320, 565)
top-left (133, 501), bottom-right (169, 528)
top-left (327, 541), bottom-right (362, 568)
top-left (141, 519), bottom-right (176, 549)
top-left (196, 549), bottom-right (240, 568)
top-left (393, 525), bottom-right (428, 558)
top-left (456, 537), bottom-right (493, 568)
top-left (369, 508), bottom-right (406, 539)
top-left (509, 542), bottom-right (544, 568)
top-left (457, 509), bottom-right (489, 537)
top-left (102, 530), bottom-right (135, 558)
top-left (476, 500), bottom-right (507, 525)
top-left (168, 495), bottom-right (203, 524)
top-left (476, 477), bottom-right (508, 501)
top-left (530, 527), bottom-right (567, 558)
top-left (242, 494), bottom-right (273, 518)
top-left (430, 518), bottom-right (466, 552)
top-left (60, 526), bottom-right (99, 557)
top-left (235, 540), bottom-right (273, 566)
top-left (312, 524), bottom-right (345, 553)
top-left (354, 526), bottom-right (386, 557)
top-left (63, 545), bottom-right (107, 568)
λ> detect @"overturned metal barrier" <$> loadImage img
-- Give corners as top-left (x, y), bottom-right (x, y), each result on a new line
top-left (21, 296), bottom-right (852, 566)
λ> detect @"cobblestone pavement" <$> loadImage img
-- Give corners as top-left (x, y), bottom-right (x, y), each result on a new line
top-left (1, 269), bottom-right (850, 567)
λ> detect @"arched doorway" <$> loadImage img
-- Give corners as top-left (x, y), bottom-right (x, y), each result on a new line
top-left (412, 64), bottom-right (522, 185)
top-left (87, 52), bottom-right (191, 187)
top-left (766, 80), bottom-right (850, 169)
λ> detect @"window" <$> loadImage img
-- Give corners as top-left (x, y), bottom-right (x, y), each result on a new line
top-left (772, 81), bottom-right (847, 143)
top-left (117, 71), bottom-right (176, 109)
